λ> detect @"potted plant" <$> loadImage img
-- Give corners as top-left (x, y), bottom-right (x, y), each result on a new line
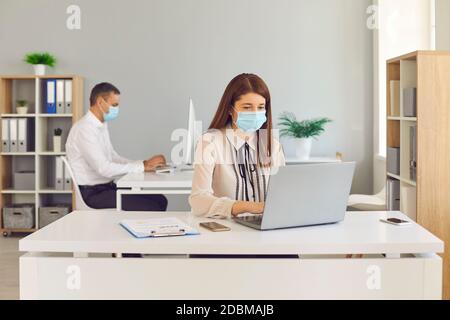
top-left (24, 52), bottom-right (56, 75)
top-left (278, 112), bottom-right (332, 160)
top-left (16, 100), bottom-right (29, 114)
top-left (53, 128), bottom-right (63, 153)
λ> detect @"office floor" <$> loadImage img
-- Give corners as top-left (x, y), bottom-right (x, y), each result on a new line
top-left (0, 235), bottom-right (21, 300)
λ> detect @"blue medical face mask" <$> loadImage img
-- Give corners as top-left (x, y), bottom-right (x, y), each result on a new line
top-left (102, 105), bottom-right (119, 122)
top-left (233, 108), bottom-right (267, 133)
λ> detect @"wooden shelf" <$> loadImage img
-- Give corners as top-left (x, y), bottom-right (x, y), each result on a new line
top-left (1, 74), bottom-right (83, 235)
top-left (38, 189), bottom-right (72, 194)
top-left (387, 173), bottom-right (416, 187)
top-left (387, 116), bottom-right (417, 121)
top-left (0, 74), bottom-right (77, 80)
top-left (387, 50), bottom-right (450, 64)
top-left (0, 75), bottom-right (36, 80)
top-left (386, 51), bottom-right (450, 299)
top-left (0, 113), bottom-right (36, 118)
top-left (1, 152), bottom-right (36, 156)
top-left (38, 114), bottom-right (73, 118)
top-left (1, 190), bottom-right (35, 194)
top-left (1, 228), bottom-right (37, 233)
top-left (38, 152), bottom-right (66, 156)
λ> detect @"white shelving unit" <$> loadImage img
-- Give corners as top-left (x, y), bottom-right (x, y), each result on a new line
top-left (0, 75), bottom-right (83, 236)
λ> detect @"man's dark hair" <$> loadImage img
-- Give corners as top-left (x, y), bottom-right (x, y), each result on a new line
top-left (89, 82), bottom-right (120, 106)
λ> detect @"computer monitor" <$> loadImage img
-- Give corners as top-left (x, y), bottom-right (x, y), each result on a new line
top-left (184, 98), bottom-right (198, 165)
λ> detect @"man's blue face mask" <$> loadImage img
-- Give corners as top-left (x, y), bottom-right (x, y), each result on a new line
top-left (102, 105), bottom-right (119, 122)
top-left (233, 108), bottom-right (267, 133)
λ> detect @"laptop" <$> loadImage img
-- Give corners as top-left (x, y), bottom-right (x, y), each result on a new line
top-left (233, 162), bottom-right (355, 230)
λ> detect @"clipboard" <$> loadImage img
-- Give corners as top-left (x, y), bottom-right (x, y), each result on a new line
top-left (120, 217), bottom-right (199, 238)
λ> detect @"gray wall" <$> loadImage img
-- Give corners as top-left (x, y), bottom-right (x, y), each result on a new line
top-left (436, 0), bottom-right (450, 50)
top-left (0, 0), bottom-right (373, 194)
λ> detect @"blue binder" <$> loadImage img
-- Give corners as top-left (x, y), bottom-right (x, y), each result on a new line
top-left (45, 79), bottom-right (56, 114)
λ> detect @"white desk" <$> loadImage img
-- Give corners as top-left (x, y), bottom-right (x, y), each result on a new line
top-left (19, 211), bottom-right (443, 300)
top-left (115, 171), bottom-right (193, 210)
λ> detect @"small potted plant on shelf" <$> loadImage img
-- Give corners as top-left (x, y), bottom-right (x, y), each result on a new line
top-left (53, 128), bottom-right (63, 153)
top-left (278, 112), bottom-right (332, 160)
top-left (16, 100), bottom-right (29, 114)
top-left (24, 52), bottom-right (57, 75)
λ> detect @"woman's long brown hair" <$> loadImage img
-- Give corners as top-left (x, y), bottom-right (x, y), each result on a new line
top-left (209, 73), bottom-right (272, 166)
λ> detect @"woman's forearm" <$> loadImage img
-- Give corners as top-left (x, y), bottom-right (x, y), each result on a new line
top-left (231, 201), bottom-right (264, 216)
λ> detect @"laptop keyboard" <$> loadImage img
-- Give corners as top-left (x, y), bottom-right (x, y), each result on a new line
top-left (237, 215), bottom-right (263, 224)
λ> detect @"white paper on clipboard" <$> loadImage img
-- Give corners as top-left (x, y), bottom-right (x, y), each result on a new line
top-left (120, 217), bottom-right (199, 238)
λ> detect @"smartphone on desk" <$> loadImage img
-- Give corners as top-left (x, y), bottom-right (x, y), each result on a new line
top-left (380, 218), bottom-right (412, 226)
top-left (199, 222), bottom-right (231, 232)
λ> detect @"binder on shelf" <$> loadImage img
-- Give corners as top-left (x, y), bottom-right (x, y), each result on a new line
top-left (46, 79), bottom-right (57, 114)
top-left (390, 80), bottom-right (400, 117)
top-left (403, 87), bottom-right (417, 117)
top-left (9, 118), bottom-right (18, 152)
top-left (56, 80), bottom-right (65, 114)
top-left (1, 119), bottom-right (10, 152)
top-left (387, 147), bottom-right (400, 175)
top-left (386, 178), bottom-right (400, 211)
top-left (64, 80), bottom-right (72, 114)
top-left (17, 118), bottom-right (28, 152)
top-left (63, 163), bottom-right (72, 190)
top-left (55, 157), bottom-right (64, 190)
top-left (410, 125), bottom-right (417, 181)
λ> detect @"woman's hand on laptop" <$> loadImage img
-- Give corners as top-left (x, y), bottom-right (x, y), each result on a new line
top-left (144, 155), bottom-right (166, 172)
top-left (231, 201), bottom-right (265, 217)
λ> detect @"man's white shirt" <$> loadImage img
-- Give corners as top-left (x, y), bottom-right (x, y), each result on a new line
top-left (66, 111), bottom-right (144, 186)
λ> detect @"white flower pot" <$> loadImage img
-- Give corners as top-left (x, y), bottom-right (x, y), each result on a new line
top-left (33, 64), bottom-right (46, 76)
top-left (293, 138), bottom-right (312, 160)
top-left (53, 136), bottom-right (62, 153)
top-left (16, 106), bottom-right (29, 114)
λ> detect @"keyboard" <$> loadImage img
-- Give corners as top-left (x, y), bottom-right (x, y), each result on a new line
top-left (235, 215), bottom-right (263, 224)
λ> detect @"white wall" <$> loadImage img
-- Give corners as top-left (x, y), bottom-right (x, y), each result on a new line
top-left (436, 0), bottom-right (450, 50)
top-left (372, 0), bottom-right (433, 193)
top-left (0, 0), bottom-right (373, 194)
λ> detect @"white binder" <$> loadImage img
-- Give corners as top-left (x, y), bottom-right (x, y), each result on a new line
top-left (1, 119), bottom-right (10, 152)
top-left (63, 163), bottom-right (72, 190)
top-left (56, 80), bottom-right (65, 114)
top-left (9, 118), bottom-right (18, 152)
top-left (64, 80), bottom-right (72, 114)
top-left (17, 118), bottom-right (28, 152)
top-left (55, 157), bottom-right (64, 190)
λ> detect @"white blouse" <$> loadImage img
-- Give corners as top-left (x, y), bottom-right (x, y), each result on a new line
top-left (189, 126), bottom-right (286, 219)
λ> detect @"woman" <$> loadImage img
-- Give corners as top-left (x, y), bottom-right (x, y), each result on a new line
top-left (189, 73), bottom-right (285, 218)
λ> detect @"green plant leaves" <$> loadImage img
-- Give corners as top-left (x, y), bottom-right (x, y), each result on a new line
top-left (24, 52), bottom-right (56, 67)
top-left (278, 112), bottom-right (331, 139)
top-left (16, 100), bottom-right (28, 106)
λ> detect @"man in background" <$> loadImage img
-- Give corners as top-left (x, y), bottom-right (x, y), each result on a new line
top-left (66, 82), bottom-right (168, 211)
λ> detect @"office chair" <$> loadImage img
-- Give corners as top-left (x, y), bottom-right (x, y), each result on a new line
top-left (347, 187), bottom-right (386, 211)
top-left (60, 156), bottom-right (106, 210)
top-left (335, 150), bottom-right (386, 211)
